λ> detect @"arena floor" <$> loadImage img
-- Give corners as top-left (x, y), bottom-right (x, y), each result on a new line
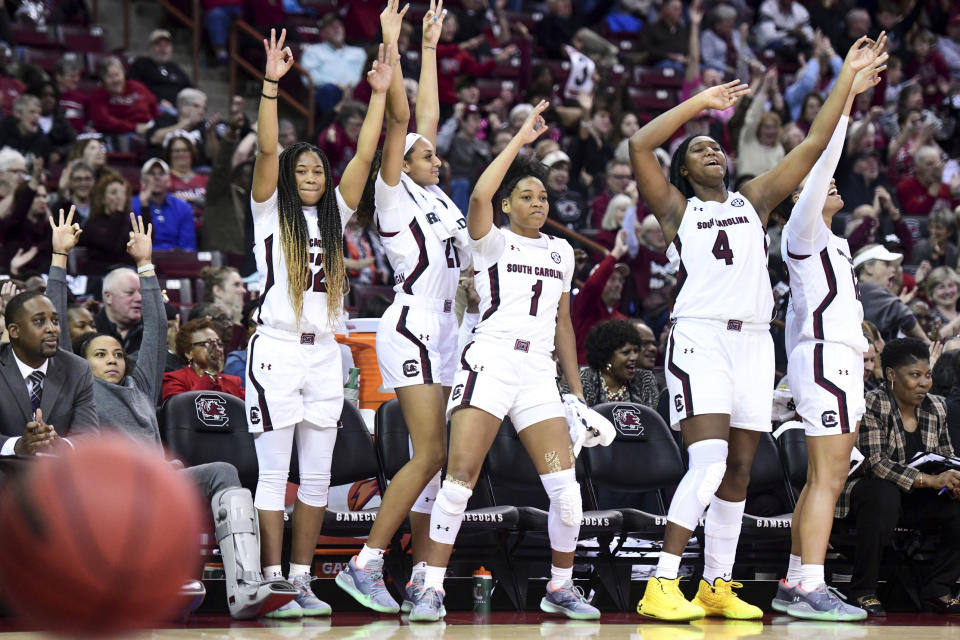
top-left (2, 612), bottom-right (960, 639)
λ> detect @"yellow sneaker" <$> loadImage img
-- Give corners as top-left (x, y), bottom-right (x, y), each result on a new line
top-left (637, 577), bottom-right (705, 621)
top-left (691, 579), bottom-right (763, 620)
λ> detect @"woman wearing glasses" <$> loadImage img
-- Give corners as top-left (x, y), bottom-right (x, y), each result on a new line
top-left (161, 317), bottom-right (244, 402)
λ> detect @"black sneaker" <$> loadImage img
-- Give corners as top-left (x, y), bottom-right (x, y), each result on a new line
top-left (854, 594), bottom-right (885, 616)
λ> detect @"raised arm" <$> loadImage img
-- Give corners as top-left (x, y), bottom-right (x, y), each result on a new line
top-left (684, 1), bottom-right (703, 85)
top-left (416, 0), bottom-right (445, 148)
top-left (47, 205), bottom-right (82, 352)
top-left (628, 79), bottom-right (749, 242)
top-left (124, 212), bottom-right (164, 403)
top-left (742, 33), bottom-right (888, 221)
top-left (338, 43), bottom-right (397, 209)
top-left (380, 0), bottom-right (410, 187)
top-left (252, 29), bottom-right (296, 203)
top-left (467, 100), bottom-right (549, 240)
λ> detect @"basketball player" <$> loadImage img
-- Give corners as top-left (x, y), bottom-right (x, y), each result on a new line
top-left (774, 46), bottom-right (888, 621)
top-left (409, 101), bottom-right (599, 622)
top-left (336, 0), bottom-right (472, 615)
top-left (245, 28), bottom-right (396, 619)
top-left (629, 35), bottom-right (887, 621)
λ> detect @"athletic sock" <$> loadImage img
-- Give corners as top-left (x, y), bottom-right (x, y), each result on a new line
top-left (785, 554), bottom-right (802, 587)
top-left (550, 565), bottom-right (573, 589)
top-left (799, 564), bottom-right (825, 592)
top-left (264, 565), bottom-right (283, 581)
top-left (356, 545), bottom-right (384, 569)
top-left (655, 551), bottom-right (682, 580)
top-left (288, 562), bottom-right (311, 579)
top-left (703, 496), bottom-right (745, 584)
top-left (411, 560), bottom-right (427, 579)
top-left (424, 565), bottom-right (446, 592)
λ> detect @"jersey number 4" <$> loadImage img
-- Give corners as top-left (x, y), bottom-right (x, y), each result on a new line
top-left (307, 252), bottom-right (326, 292)
top-left (712, 230), bottom-right (734, 265)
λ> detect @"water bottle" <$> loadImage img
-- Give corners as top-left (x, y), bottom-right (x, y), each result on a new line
top-left (344, 367), bottom-right (360, 408)
top-left (472, 566), bottom-right (492, 613)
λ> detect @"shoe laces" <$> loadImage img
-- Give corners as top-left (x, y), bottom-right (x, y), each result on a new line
top-left (714, 580), bottom-right (744, 596)
top-left (361, 562), bottom-right (386, 586)
top-left (293, 574), bottom-right (317, 595)
top-left (555, 583), bottom-right (589, 603)
top-left (821, 585), bottom-right (849, 601)
top-left (662, 578), bottom-right (685, 598)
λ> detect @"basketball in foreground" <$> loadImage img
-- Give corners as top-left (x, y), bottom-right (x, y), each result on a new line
top-left (0, 436), bottom-right (204, 636)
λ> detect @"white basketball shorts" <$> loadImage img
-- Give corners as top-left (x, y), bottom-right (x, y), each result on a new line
top-left (787, 341), bottom-right (865, 436)
top-left (665, 317), bottom-right (774, 431)
top-left (246, 326), bottom-right (344, 433)
top-left (377, 296), bottom-right (458, 389)
top-left (446, 340), bottom-right (564, 431)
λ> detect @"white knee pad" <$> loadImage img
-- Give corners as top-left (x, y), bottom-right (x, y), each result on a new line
top-left (410, 471), bottom-right (442, 515)
top-left (429, 479), bottom-right (472, 545)
top-left (296, 472), bottom-right (331, 508)
top-left (541, 468), bottom-right (581, 554)
top-left (254, 470), bottom-right (288, 511)
top-left (666, 439), bottom-right (728, 531)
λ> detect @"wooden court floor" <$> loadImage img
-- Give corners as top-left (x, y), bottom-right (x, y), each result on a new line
top-left (3, 613), bottom-right (960, 639)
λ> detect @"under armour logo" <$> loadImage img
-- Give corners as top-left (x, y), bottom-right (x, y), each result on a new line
top-left (838, 369), bottom-right (849, 375)
top-left (423, 497), bottom-right (432, 503)
top-left (260, 363), bottom-right (272, 370)
top-left (435, 524), bottom-right (450, 531)
top-left (419, 334), bottom-right (430, 341)
top-left (693, 206), bottom-right (704, 212)
top-left (683, 348), bottom-right (694, 354)
top-left (510, 244), bottom-right (519, 251)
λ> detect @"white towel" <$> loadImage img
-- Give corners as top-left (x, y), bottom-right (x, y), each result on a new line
top-left (562, 393), bottom-right (616, 456)
top-left (398, 171), bottom-right (472, 266)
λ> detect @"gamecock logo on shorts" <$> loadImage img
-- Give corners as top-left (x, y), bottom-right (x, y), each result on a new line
top-left (195, 394), bottom-right (229, 428)
top-left (451, 384), bottom-right (464, 400)
top-left (403, 359), bottom-right (420, 377)
top-left (612, 405), bottom-right (644, 436)
top-left (249, 406), bottom-right (261, 425)
top-left (674, 394), bottom-right (685, 413)
top-left (821, 411), bottom-right (838, 428)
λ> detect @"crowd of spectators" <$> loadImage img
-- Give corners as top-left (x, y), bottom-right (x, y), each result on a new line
top-left (2, 0), bottom-right (960, 611)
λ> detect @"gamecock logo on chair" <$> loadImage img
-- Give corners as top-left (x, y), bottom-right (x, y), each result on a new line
top-left (612, 405), bottom-right (644, 436)
top-left (195, 394), bottom-right (230, 428)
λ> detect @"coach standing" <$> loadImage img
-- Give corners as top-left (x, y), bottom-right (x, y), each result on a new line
top-left (0, 290), bottom-right (98, 455)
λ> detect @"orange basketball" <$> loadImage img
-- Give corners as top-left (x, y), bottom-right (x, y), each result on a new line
top-left (347, 477), bottom-right (380, 511)
top-left (0, 436), bottom-right (205, 636)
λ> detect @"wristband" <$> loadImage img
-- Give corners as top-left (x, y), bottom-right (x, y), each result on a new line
top-left (261, 92), bottom-right (278, 100)
top-left (263, 77), bottom-right (279, 84)
top-left (424, 45), bottom-right (436, 50)
top-left (137, 263), bottom-right (155, 275)
top-left (52, 251), bottom-right (68, 256)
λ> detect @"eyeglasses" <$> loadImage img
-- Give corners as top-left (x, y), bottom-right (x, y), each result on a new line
top-left (192, 339), bottom-right (223, 350)
top-left (610, 173), bottom-right (633, 180)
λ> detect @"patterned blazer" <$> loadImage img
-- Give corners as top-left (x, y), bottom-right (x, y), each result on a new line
top-left (835, 387), bottom-right (955, 519)
top-left (573, 366), bottom-right (660, 409)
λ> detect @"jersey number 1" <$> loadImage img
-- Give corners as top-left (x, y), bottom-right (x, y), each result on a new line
top-left (712, 230), bottom-right (734, 265)
top-left (529, 279), bottom-right (543, 316)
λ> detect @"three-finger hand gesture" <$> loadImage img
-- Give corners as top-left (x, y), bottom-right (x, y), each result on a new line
top-left (517, 100), bottom-right (550, 145)
top-left (48, 205), bottom-right (82, 256)
top-left (381, 0), bottom-right (409, 45)
top-left (423, 0), bottom-right (446, 48)
top-left (367, 43), bottom-right (397, 94)
top-left (126, 212), bottom-right (153, 266)
top-left (262, 28), bottom-right (295, 82)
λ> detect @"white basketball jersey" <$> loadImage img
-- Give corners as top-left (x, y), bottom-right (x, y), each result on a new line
top-left (666, 191), bottom-right (773, 323)
top-left (784, 224), bottom-right (868, 355)
top-left (251, 187), bottom-right (353, 335)
top-left (470, 227), bottom-right (574, 357)
top-left (374, 175), bottom-right (467, 300)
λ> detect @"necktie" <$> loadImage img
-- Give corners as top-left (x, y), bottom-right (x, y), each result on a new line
top-left (28, 370), bottom-right (44, 413)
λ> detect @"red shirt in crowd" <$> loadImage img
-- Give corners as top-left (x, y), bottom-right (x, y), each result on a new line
top-left (60, 89), bottom-right (88, 132)
top-left (161, 366), bottom-right (245, 404)
top-left (571, 254), bottom-right (627, 364)
top-left (0, 77), bottom-right (24, 117)
top-left (317, 123), bottom-right (357, 182)
top-left (88, 80), bottom-right (159, 134)
top-left (896, 177), bottom-right (960, 216)
top-left (435, 44), bottom-right (496, 105)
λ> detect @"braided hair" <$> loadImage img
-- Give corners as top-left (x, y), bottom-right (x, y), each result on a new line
top-left (668, 135), bottom-right (729, 200)
top-left (276, 142), bottom-right (347, 325)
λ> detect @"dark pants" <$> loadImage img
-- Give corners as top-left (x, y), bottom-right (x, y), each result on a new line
top-left (843, 476), bottom-right (960, 600)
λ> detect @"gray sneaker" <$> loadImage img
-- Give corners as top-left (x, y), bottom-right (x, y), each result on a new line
top-left (263, 599), bottom-right (303, 619)
top-left (403, 574), bottom-right (446, 617)
top-left (408, 587), bottom-right (446, 622)
top-left (539, 581), bottom-right (601, 620)
top-left (787, 584), bottom-right (867, 622)
top-left (772, 579), bottom-right (798, 613)
top-left (290, 574), bottom-right (332, 616)
top-left (335, 556), bottom-right (400, 613)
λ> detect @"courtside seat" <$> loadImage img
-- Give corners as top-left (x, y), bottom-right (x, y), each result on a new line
top-left (161, 390), bottom-right (259, 491)
top-left (773, 421), bottom-right (808, 495)
top-left (321, 401), bottom-right (383, 537)
top-left (741, 432), bottom-right (794, 533)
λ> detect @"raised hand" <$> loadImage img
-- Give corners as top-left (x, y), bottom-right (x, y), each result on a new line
top-left (0, 280), bottom-right (20, 307)
top-left (423, 0), bottom-right (446, 47)
top-left (126, 212), bottom-right (153, 266)
top-left (689, 0), bottom-right (703, 26)
top-left (262, 28), bottom-right (295, 82)
top-left (517, 100), bottom-right (550, 145)
top-left (367, 43), bottom-right (397, 94)
top-left (381, 0), bottom-right (409, 46)
top-left (700, 79), bottom-right (750, 111)
top-left (48, 205), bottom-right (82, 255)
top-left (10, 246), bottom-right (38, 274)
top-left (844, 31), bottom-right (886, 72)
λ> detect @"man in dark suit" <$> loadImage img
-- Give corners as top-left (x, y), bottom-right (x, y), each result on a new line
top-left (0, 290), bottom-right (98, 455)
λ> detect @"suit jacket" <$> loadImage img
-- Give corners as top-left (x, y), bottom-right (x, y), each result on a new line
top-left (835, 388), bottom-right (954, 519)
top-left (0, 343), bottom-right (99, 451)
